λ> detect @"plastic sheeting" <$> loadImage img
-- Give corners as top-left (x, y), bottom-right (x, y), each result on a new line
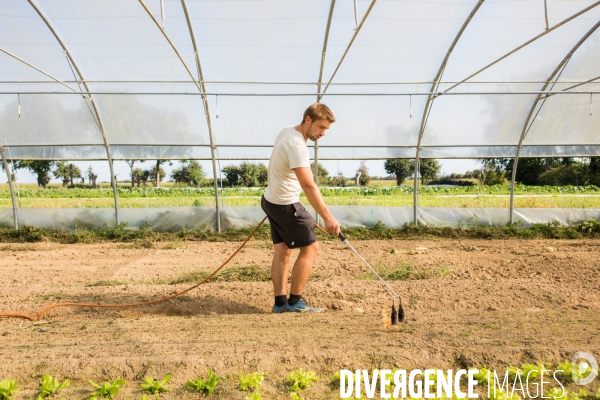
top-left (1, 206), bottom-right (598, 232)
top-left (2, 0), bottom-right (600, 159)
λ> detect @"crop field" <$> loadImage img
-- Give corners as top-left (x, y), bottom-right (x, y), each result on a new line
top-left (1, 235), bottom-right (599, 399)
top-left (1, 184), bottom-right (599, 209)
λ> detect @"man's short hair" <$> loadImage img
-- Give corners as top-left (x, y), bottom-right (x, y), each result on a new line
top-left (302, 103), bottom-right (336, 124)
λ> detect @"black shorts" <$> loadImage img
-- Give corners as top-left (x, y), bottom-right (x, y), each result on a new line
top-left (261, 196), bottom-right (316, 249)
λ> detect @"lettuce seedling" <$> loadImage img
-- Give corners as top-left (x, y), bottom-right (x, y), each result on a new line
top-left (140, 374), bottom-right (172, 394)
top-left (238, 372), bottom-right (264, 391)
top-left (246, 391), bottom-right (263, 400)
top-left (290, 393), bottom-right (303, 400)
top-left (472, 368), bottom-right (491, 385)
top-left (186, 369), bottom-right (221, 396)
top-left (285, 369), bottom-right (318, 392)
top-left (88, 379), bottom-right (126, 399)
top-left (37, 374), bottom-right (70, 399)
top-left (0, 379), bottom-right (19, 400)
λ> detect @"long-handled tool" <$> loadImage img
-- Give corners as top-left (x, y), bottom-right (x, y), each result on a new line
top-left (338, 231), bottom-right (406, 324)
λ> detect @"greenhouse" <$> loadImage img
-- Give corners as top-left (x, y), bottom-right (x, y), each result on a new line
top-left (1, 0), bottom-right (599, 231)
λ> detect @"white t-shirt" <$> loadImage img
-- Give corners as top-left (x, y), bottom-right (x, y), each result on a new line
top-left (264, 125), bottom-right (310, 205)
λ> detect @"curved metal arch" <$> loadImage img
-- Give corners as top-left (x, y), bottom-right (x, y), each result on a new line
top-left (0, 47), bottom-right (88, 96)
top-left (321, 0), bottom-right (377, 96)
top-left (509, 20), bottom-right (600, 224)
top-left (412, 0), bottom-right (485, 225)
top-left (314, 0), bottom-right (336, 191)
top-left (27, 0), bottom-right (121, 225)
top-left (443, 1), bottom-right (600, 94)
top-left (179, 0), bottom-right (221, 232)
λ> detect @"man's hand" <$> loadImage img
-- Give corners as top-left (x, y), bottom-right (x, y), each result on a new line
top-left (324, 217), bottom-right (341, 237)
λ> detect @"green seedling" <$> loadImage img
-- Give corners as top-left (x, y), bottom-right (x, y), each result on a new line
top-left (547, 387), bottom-right (565, 400)
top-left (556, 361), bottom-right (594, 382)
top-left (238, 372), bottom-right (264, 391)
top-left (472, 368), bottom-right (491, 385)
top-left (246, 391), bottom-right (263, 400)
top-left (140, 395), bottom-right (152, 400)
top-left (37, 374), bottom-right (70, 399)
top-left (140, 374), bottom-right (172, 394)
top-left (88, 379), bottom-right (126, 399)
top-left (0, 379), bottom-right (19, 400)
top-left (290, 393), bottom-right (303, 400)
top-left (285, 369), bottom-right (318, 392)
top-left (596, 388), bottom-right (600, 400)
top-left (186, 369), bottom-right (221, 396)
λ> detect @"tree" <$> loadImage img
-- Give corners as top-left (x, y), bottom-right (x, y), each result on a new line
top-left (222, 162), bottom-right (268, 187)
top-left (17, 160), bottom-right (54, 188)
top-left (131, 168), bottom-right (145, 187)
top-left (147, 164), bottom-right (166, 186)
top-left (479, 163), bottom-right (506, 185)
top-left (310, 162), bottom-right (330, 185)
top-left (238, 162), bottom-right (268, 187)
top-left (86, 165), bottom-right (98, 188)
top-left (412, 158), bottom-right (440, 185)
top-left (222, 164), bottom-right (241, 186)
top-left (355, 161), bottom-right (371, 186)
top-left (152, 160), bottom-right (172, 187)
top-left (170, 160), bottom-right (205, 186)
top-left (384, 159), bottom-right (412, 185)
top-left (330, 170), bottom-right (347, 187)
top-left (126, 160), bottom-right (145, 187)
top-left (53, 161), bottom-right (82, 187)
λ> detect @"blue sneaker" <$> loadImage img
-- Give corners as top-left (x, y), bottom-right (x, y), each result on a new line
top-left (285, 297), bottom-right (323, 313)
top-left (272, 303), bottom-right (288, 313)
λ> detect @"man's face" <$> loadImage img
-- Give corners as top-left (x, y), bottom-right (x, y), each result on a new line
top-left (305, 117), bottom-right (331, 142)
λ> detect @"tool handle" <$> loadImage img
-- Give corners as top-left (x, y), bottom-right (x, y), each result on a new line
top-left (338, 231), bottom-right (346, 242)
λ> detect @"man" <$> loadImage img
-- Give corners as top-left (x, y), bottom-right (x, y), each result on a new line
top-left (261, 103), bottom-right (341, 313)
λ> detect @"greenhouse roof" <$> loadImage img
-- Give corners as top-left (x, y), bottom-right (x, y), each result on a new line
top-left (1, 0), bottom-right (599, 162)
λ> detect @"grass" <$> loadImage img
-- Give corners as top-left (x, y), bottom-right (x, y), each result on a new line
top-left (85, 280), bottom-right (130, 287)
top-left (168, 265), bottom-right (271, 285)
top-left (363, 262), bottom-right (455, 281)
top-left (1, 219), bottom-right (599, 245)
top-left (0, 184), bottom-right (598, 208)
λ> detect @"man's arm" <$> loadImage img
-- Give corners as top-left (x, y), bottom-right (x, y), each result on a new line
top-left (294, 166), bottom-right (340, 236)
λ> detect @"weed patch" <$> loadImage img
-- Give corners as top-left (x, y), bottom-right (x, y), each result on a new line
top-left (362, 262), bottom-right (454, 281)
top-left (169, 265), bottom-right (270, 284)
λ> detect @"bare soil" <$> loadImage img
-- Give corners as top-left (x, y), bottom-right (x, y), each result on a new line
top-left (0, 238), bottom-right (599, 399)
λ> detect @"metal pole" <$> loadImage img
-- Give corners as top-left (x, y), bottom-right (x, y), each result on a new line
top-left (0, 147), bottom-right (18, 229)
top-left (28, 0), bottom-right (120, 226)
top-left (178, 0), bottom-right (221, 232)
top-left (544, 0), bottom-right (549, 31)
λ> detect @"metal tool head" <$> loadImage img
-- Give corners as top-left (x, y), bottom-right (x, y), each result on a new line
top-left (391, 303), bottom-right (399, 325)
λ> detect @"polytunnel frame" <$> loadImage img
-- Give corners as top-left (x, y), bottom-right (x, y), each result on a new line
top-left (413, 0), bottom-right (600, 225)
top-left (2, 1), bottom-right (600, 232)
top-left (509, 20), bottom-right (600, 224)
top-left (27, 0), bottom-right (122, 226)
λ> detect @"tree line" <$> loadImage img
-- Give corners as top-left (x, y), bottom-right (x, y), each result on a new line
top-left (2, 157), bottom-right (598, 189)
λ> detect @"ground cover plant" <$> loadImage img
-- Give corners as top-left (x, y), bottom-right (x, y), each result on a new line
top-left (140, 374), bottom-right (172, 394)
top-left (186, 369), bottom-right (221, 396)
top-left (0, 379), bottom-right (18, 400)
top-left (285, 369), bottom-right (318, 393)
top-left (1, 219), bottom-right (599, 246)
top-left (36, 374), bottom-right (70, 399)
top-left (88, 379), bottom-right (126, 399)
top-left (238, 372), bottom-right (264, 392)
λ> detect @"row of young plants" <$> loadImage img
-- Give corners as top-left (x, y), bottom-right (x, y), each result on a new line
top-left (0, 369), bottom-right (319, 400)
top-left (1, 184), bottom-right (598, 199)
top-left (0, 219), bottom-right (599, 245)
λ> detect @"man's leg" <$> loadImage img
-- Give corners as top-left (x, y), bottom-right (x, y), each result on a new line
top-left (271, 242), bottom-right (292, 296)
top-left (290, 241), bottom-right (319, 295)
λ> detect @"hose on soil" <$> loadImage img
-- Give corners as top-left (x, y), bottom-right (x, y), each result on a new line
top-left (0, 216), bottom-right (270, 322)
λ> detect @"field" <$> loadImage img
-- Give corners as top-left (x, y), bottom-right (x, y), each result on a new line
top-left (1, 183), bottom-right (599, 209)
top-left (1, 235), bottom-right (599, 399)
